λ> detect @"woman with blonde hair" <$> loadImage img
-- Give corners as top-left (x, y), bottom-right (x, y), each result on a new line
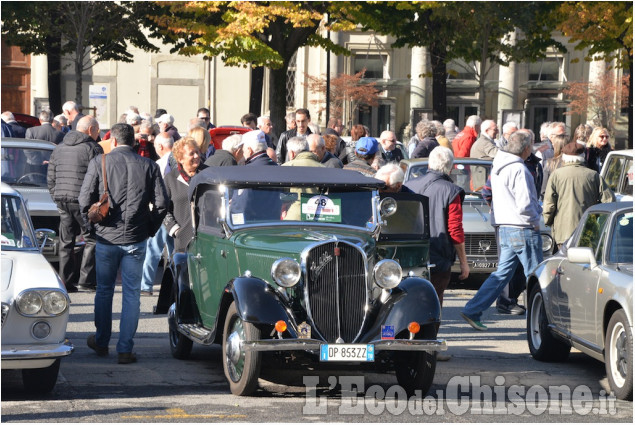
top-left (187, 126), bottom-right (214, 161)
top-left (541, 134), bottom-right (569, 198)
top-left (586, 127), bottom-right (612, 173)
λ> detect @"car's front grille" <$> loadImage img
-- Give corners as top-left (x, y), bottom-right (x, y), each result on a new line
top-left (305, 242), bottom-right (367, 343)
top-left (465, 233), bottom-right (498, 257)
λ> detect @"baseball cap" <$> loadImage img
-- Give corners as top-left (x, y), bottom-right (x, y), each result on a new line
top-left (355, 137), bottom-right (379, 155)
top-left (242, 130), bottom-right (266, 147)
top-left (156, 114), bottom-right (174, 125)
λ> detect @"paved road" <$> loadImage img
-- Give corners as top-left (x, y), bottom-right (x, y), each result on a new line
top-left (1, 284), bottom-right (632, 422)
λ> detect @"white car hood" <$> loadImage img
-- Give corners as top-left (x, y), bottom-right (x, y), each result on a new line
top-left (1, 251), bottom-right (64, 303)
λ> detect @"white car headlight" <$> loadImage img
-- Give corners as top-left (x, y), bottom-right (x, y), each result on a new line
top-left (374, 259), bottom-right (402, 289)
top-left (541, 234), bottom-right (554, 253)
top-left (271, 258), bottom-right (301, 288)
top-left (43, 291), bottom-right (68, 315)
top-left (16, 291), bottom-right (43, 316)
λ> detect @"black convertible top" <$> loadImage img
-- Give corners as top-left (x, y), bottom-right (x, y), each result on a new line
top-left (189, 165), bottom-right (384, 198)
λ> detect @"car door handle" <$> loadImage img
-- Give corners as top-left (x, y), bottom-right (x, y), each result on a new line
top-left (193, 253), bottom-right (203, 261)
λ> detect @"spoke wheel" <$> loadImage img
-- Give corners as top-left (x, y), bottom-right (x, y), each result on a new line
top-left (526, 284), bottom-right (570, 362)
top-left (222, 301), bottom-right (261, 396)
top-left (605, 309), bottom-right (633, 401)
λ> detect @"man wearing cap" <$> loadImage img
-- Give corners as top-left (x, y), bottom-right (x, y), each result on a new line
top-left (242, 130), bottom-right (277, 166)
top-left (343, 137), bottom-right (379, 177)
top-left (543, 142), bottom-right (615, 249)
top-left (156, 114), bottom-right (181, 142)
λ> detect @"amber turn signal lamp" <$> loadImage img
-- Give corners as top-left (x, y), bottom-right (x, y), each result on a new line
top-left (408, 322), bottom-right (420, 334)
top-left (275, 320), bottom-right (287, 333)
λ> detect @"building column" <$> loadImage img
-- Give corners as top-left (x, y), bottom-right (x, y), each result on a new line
top-left (497, 30), bottom-right (517, 127)
top-left (409, 46), bottom-right (429, 135)
top-left (30, 54), bottom-right (49, 114)
top-left (587, 59), bottom-right (609, 126)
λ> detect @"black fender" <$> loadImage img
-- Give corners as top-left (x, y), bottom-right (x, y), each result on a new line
top-left (223, 277), bottom-right (296, 335)
top-left (156, 252), bottom-right (201, 322)
top-left (359, 277), bottom-right (441, 342)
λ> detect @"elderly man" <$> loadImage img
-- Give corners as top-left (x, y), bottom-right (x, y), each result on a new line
top-left (53, 114), bottom-right (70, 133)
top-left (276, 108), bottom-right (313, 164)
top-left (443, 119), bottom-right (458, 142)
top-left (452, 115), bottom-right (481, 158)
top-left (257, 115), bottom-right (276, 149)
top-left (156, 114), bottom-right (181, 141)
top-left (411, 121), bottom-right (440, 159)
top-left (243, 130), bottom-right (277, 166)
top-left (378, 130), bottom-right (404, 163)
top-left (285, 112), bottom-right (297, 131)
top-left (432, 120), bottom-right (452, 149)
top-left (375, 163), bottom-right (408, 193)
top-left (47, 115), bottom-right (103, 292)
top-left (307, 134), bottom-right (343, 168)
top-left (62, 101), bottom-right (85, 131)
top-left (1, 111), bottom-right (26, 138)
top-left (26, 110), bottom-right (64, 144)
top-left (461, 131), bottom-right (543, 331)
top-left (205, 134), bottom-right (243, 167)
top-left (497, 121), bottom-right (518, 149)
top-left (283, 137), bottom-right (325, 167)
top-left (343, 137), bottom-right (379, 177)
top-left (470, 119), bottom-right (499, 159)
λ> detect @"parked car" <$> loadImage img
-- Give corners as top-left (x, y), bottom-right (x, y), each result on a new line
top-left (400, 158), bottom-right (554, 276)
top-left (1, 182), bottom-right (73, 393)
top-left (526, 202), bottom-right (632, 400)
top-left (600, 149), bottom-right (633, 201)
top-left (13, 113), bottom-right (41, 129)
top-left (209, 126), bottom-right (251, 150)
top-left (158, 166), bottom-right (446, 396)
top-left (1, 137), bottom-right (84, 264)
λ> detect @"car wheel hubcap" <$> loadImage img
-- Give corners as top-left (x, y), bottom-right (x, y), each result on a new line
top-left (609, 322), bottom-right (627, 387)
top-left (226, 318), bottom-right (245, 382)
top-left (530, 292), bottom-right (543, 348)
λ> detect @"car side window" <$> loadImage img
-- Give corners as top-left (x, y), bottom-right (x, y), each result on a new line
top-left (198, 190), bottom-right (225, 236)
top-left (620, 159), bottom-right (633, 196)
top-left (608, 212), bottom-right (633, 263)
top-left (576, 212), bottom-right (610, 258)
top-left (603, 156), bottom-right (625, 192)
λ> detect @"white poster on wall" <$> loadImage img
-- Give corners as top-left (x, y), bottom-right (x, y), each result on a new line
top-left (89, 84), bottom-right (109, 128)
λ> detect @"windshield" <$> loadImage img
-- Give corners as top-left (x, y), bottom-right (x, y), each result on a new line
top-left (1, 195), bottom-right (37, 250)
top-left (408, 162), bottom-right (491, 199)
top-left (1, 146), bottom-right (51, 187)
top-left (226, 187), bottom-right (375, 230)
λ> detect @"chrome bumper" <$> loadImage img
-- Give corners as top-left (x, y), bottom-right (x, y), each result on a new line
top-left (241, 338), bottom-right (447, 353)
top-left (1, 339), bottom-right (74, 361)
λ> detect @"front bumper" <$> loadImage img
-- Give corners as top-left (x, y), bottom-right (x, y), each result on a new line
top-left (1, 339), bottom-right (74, 367)
top-left (242, 338), bottom-right (447, 353)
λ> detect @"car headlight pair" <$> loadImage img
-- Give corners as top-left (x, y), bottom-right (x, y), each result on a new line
top-left (15, 290), bottom-right (68, 316)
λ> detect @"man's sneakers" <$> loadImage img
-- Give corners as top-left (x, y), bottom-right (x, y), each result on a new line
top-left (87, 334), bottom-right (109, 356)
top-left (460, 312), bottom-right (488, 331)
top-left (496, 301), bottom-right (526, 315)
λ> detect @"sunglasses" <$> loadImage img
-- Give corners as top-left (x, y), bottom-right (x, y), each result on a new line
top-left (599, 135), bottom-right (609, 139)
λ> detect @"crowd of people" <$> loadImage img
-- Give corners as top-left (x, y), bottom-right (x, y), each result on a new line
top-left (1, 102), bottom-right (617, 363)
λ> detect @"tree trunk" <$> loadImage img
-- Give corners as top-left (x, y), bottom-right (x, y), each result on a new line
top-left (75, 57), bottom-right (83, 107)
top-left (268, 66), bottom-right (288, 138)
top-left (628, 58), bottom-right (633, 148)
top-left (46, 34), bottom-right (62, 114)
top-left (430, 45), bottom-right (447, 121)
top-left (249, 66), bottom-right (264, 116)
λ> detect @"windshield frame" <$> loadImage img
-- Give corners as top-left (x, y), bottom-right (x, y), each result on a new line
top-left (1, 193), bottom-right (39, 252)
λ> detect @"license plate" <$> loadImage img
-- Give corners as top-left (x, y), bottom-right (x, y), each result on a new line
top-left (320, 344), bottom-right (374, 362)
top-left (473, 261), bottom-right (497, 269)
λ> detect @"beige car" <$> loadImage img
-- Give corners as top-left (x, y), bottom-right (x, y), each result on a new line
top-left (526, 202), bottom-right (633, 400)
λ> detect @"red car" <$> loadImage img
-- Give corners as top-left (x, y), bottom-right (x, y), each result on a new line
top-left (209, 126), bottom-right (250, 150)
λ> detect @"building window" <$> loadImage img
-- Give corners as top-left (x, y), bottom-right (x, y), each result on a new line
top-left (286, 52), bottom-right (297, 108)
top-left (528, 57), bottom-right (562, 81)
top-left (447, 60), bottom-right (476, 80)
top-left (354, 54), bottom-right (386, 79)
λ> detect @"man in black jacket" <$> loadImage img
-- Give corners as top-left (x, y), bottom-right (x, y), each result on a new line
top-left (47, 115), bottom-right (103, 292)
top-left (275, 108), bottom-right (312, 164)
top-left (26, 110), bottom-right (65, 144)
top-left (79, 123), bottom-right (168, 364)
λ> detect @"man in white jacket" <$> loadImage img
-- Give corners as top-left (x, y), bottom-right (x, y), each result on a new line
top-left (461, 130), bottom-right (543, 331)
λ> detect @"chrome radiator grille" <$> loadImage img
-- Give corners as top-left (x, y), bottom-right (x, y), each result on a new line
top-left (305, 242), bottom-right (366, 343)
top-left (465, 233), bottom-right (498, 257)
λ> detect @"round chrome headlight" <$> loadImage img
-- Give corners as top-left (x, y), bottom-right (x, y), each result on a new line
top-left (379, 197), bottom-right (398, 218)
top-left (541, 234), bottom-right (554, 254)
top-left (271, 258), bottom-right (301, 288)
top-left (43, 291), bottom-right (68, 315)
top-left (373, 259), bottom-right (402, 289)
top-left (16, 291), bottom-right (43, 316)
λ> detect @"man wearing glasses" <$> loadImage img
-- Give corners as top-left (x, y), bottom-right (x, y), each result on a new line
top-left (197, 107), bottom-right (216, 130)
top-left (378, 130), bottom-right (404, 163)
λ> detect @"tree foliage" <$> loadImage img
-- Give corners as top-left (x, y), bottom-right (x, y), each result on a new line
top-left (1, 1), bottom-right (159, 108)
top-left (563, 73), bottom-right (623, 133)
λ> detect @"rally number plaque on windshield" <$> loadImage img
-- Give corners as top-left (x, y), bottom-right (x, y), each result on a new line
top-left (320, 344), bottom-right (375, 362)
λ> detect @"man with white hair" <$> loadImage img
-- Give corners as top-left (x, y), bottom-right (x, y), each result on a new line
top-left (470, 119), bottom-right (499, 159)
top-left (497, 121), bottom-right (518, 149)
top-left (1, 111), bottom-right (26, 138)
top-left (26, 110), bottom-right (64, 143)
top-left (62, 100), bottom-right (85, 130)
top-left (140, 132), bottom-right (175, 296)
top-left (452, 115), bottom-right (481, 158)
top-left (243, 130), bottom-right (276, 166)
top-left (378, 130), bottom-right (404, 162)
top-left (443, 119), bottom-right (458, 142)
top-left (204, 134), bottom-right (244, 167)
top-left (406, 146), bottom-right (469, 318)
top-left (156, 113), bottom-right (181, 142)
top-left (257, 115), bottom-right (275, 149)
top-left (375, 163), bottom-right (407, 193)
top-left (307, 134), bottom-right (342, 168)
top-left (53, 114), bottom-right (70, 133)
top-left (283, 137), bottom-right (324, 167)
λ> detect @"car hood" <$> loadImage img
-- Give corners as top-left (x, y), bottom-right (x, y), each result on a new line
top-left (462, 202), bottom-right (494, 232)
top-left (1, 251), bottom-right (64, 301)
top-left (13, 187), bottom-right (57, 216)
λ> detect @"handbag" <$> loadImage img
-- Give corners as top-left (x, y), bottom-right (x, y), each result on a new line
top-left (87, 155), bottom-right (110, 224)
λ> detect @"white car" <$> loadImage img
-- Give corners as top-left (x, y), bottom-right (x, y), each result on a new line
top-left (1, 182), bottom-right (73, 393)
top-left (600, 149), bottom-right (633, 201)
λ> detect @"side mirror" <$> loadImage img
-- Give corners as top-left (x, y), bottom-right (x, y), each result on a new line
top-left (35, 228), bottom-right (56, 252)
top-left (379, 197), bottom-right (398, 218)
top-left (567, 247), bottom-right (598, 269)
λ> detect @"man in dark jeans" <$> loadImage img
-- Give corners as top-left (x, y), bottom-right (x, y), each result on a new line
top-left (47, 116), bottom-right (103, 292)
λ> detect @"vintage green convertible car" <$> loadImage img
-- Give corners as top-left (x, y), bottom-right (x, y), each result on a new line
top-left (157, 166), bottom-right (446, 396)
